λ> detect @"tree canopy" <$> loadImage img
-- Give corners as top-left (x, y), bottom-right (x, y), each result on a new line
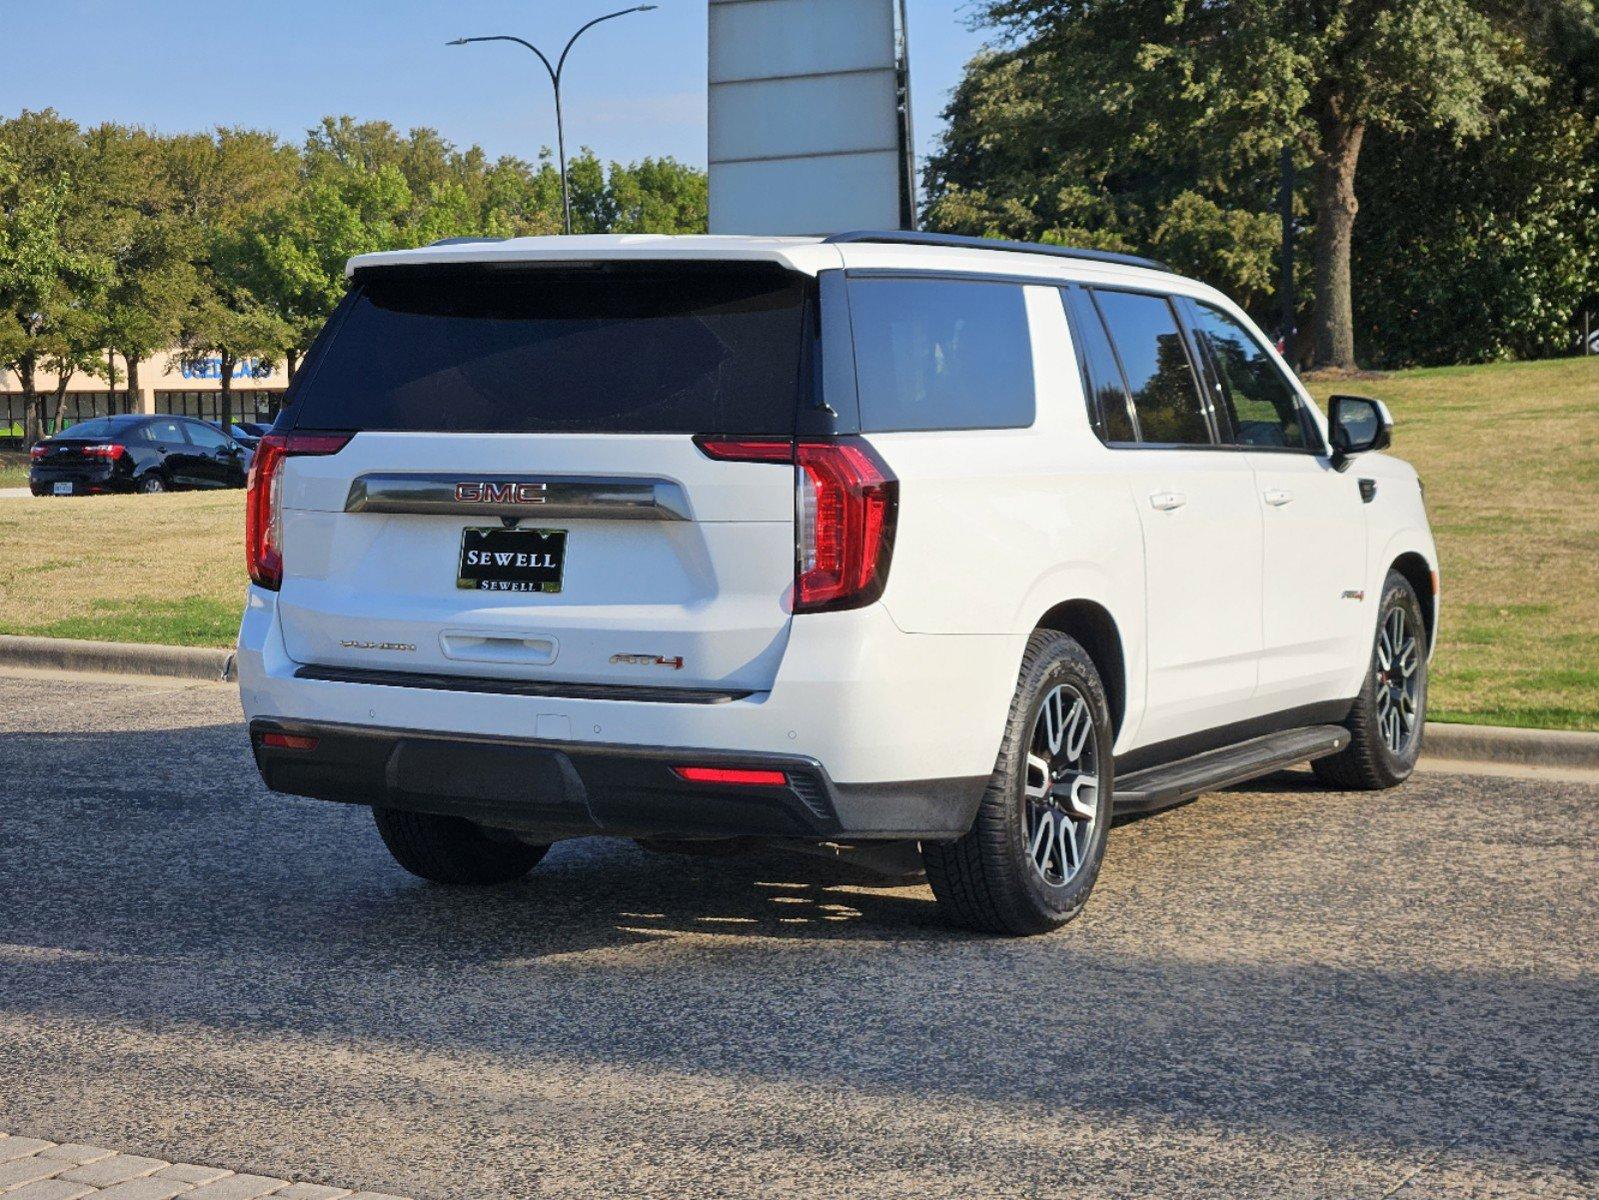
top-left (926, 1), bottom-right (1599, 369)
top-left (0, 109), bottom-right (709, 442)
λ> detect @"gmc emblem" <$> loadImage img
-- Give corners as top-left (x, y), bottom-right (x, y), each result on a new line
top-left (455, 481), bottom-right (547, 504)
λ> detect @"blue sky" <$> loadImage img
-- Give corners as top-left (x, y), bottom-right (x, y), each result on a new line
top-left (2, 1), bottom-right (994, 171)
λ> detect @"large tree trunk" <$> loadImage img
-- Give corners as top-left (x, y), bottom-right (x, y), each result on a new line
top-left (48, 369), bottom-right (75, 433)
top-left (286, 348), bottom-right (300, 381)
top-left (18, 355), bottom-right (41, 447)
top-left (126, 355), bottom-right (141, 413)
top-left (219, 351), bottom-right (235, 431)
top-left (1309, 111), bottom-right (1365, 371)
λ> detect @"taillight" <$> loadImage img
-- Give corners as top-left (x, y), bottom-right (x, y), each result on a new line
top-left (29, 444), bottom-right (48, 460)
top-left (246, 432), bottom-right (351, 590)
top-left (672, 766), bottom-right (787, 786)
top-left (694, 435), bottom-right (898, 613)
top-left (82, 443), bottom-right (126, 460)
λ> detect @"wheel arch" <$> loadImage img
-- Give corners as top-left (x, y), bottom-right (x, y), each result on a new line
top-left (1389, 551), bottom-right (1436, 651)
top-left (1033, 599), bottom-right (1127, 739)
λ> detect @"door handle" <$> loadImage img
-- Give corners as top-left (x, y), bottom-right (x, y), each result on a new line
top-left (1149, 490), bottom-right (1188, 512)
top-left (1263, 488), bottom-right (1295, 507)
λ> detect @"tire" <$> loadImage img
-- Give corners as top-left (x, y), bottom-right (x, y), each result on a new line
top-left (1313, 570), bottom-right (1429, 791)
top-left (921, 630), bottom-right (1115, 936)
top-left (372, 806), bottom-right (549, 885)
top-left (137, 473), bottom-right (167, 494)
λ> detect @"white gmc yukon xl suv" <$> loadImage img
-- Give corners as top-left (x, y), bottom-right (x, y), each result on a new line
top-left (238, 231), bottom-right (1438, 935)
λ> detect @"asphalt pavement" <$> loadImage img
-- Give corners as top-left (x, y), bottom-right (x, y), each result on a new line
top-left (0, 669), bottom-right (1594, 1199)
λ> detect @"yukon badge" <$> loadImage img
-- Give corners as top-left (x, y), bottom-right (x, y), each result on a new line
top-left (611, 653), bottom-right (686, 671)
top-left (455, 481), bottom-right (548, 504)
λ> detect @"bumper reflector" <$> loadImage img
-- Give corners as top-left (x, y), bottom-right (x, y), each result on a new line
top-left (261, 732), bottom-right (320, 751)
top-left (673, 766), bottom-right (787, 787)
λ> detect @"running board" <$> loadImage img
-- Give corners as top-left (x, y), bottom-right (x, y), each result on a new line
top-left (1114, 724), bottom-right (1350, 816)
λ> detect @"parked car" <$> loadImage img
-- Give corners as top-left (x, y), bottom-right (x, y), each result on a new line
top-left (219, 422), bottom-right (267, 450)
top-left (29, 414), bottom-right (251, 495)
top-left (239, 232), bottom-right (1439, 936)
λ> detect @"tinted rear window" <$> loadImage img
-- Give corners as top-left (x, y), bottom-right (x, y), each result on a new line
top-left (290, 265), bottom-right (809, 435)
top-left (54, 418), bottom-right (133, 440)
top-left (846, 277), bottom-right (1035, 432)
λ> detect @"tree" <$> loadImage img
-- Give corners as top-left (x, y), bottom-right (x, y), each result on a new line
top-left (0, 110), bottom-right (112, 445)
top-left (165, 128), bottom-right (296, 429)
top-left (82, 125), bottom-right (199, 408)
top-left (936, 1), bottom-right (1551, 368)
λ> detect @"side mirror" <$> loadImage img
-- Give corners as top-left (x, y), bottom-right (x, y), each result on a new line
top-left (1328, 395), bottom-right (1392, 471)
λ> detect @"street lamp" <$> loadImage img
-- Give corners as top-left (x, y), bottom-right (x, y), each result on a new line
top-left (449, 5), bottom-right (659, 235)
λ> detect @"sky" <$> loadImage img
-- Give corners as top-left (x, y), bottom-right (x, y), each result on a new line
top-left (1, 1), bottom-right (995, 173)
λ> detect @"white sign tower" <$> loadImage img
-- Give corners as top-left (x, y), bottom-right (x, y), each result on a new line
top-left (708, 0), bottom-right (916, 235)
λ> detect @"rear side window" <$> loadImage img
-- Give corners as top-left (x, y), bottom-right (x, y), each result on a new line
top-left (1190, 303), bottom-right (1311, 450)
top-left (290, 264), bottom-right (808, 435)
top-left (1062, 289), bottom-right (1137, 443)
top-left (1091, 289), bottom-right (1211, 446)
top-left (846, 277), bottom-right (1035, 432)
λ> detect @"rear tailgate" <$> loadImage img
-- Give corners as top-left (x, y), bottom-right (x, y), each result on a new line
top-left (268, 260), bottom-right (809, 696)
top-left (276, 433), bottom-right (795, 691)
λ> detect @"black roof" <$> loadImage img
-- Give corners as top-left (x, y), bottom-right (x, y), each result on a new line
top-left (823, 230), bottom-right (1172, 274)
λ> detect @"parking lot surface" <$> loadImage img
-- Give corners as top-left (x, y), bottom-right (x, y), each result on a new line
top-left (0, 670), bottom-right (1594, 1199)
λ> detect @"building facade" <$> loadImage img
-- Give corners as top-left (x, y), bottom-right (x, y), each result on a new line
top-left (1, 349), bottom-right (290, 436)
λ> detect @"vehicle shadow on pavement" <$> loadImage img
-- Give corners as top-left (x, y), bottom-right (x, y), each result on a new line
top-left (2, 721), bottom-right (1596, 1173)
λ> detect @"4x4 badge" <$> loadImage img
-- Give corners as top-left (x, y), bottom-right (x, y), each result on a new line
top-left (610, 653), bottom-right (685, 671)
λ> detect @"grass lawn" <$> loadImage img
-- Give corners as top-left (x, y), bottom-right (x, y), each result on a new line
top-left (0, 491), bottom-right (245, 647)
top-left (0, 356), bottom-right (1596, 730)
top-left (0, 449), bottom-right (29, 489)
top-left (1305, 357), bottom-right (1599, 731)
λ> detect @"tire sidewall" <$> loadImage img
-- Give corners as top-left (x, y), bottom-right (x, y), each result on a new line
top-left (139, 473), bottom-right (167, 494)
top-left (1000, 637), bottom-right (1116, 926)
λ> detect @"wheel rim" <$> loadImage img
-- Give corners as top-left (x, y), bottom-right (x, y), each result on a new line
top-left (1375, 606), bottom-right (1421, 755)
top-left (1023, 684), bottom-right (1100, 888)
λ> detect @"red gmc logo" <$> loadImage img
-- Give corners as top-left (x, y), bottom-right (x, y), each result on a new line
top-left (454, 481), bottom-right (547, 504)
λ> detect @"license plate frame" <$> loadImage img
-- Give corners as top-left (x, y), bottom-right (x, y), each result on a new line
top-left (52, 482), bottom-right (73, 496)
top-left (457, 526), bottom-right (568, 594)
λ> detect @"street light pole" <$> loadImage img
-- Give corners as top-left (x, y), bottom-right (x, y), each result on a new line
top-left (449, 6), bottom-right (658, 235)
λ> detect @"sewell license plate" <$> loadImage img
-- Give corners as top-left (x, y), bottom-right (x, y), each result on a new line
top-left (458, 526), bottom-right (567, 593)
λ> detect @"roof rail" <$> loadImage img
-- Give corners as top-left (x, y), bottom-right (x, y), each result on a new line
top-left (823, 230), bottom-right (1172, 274)
top-left (427, 236), bottom-right (508, 248)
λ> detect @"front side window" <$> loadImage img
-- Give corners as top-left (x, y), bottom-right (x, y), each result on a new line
top-left (1091, 289), bottom-right (1211, 446)
top-left (846, 277), bottom-right (1035, 432)
top-left (185, 421), bottom-right (231, 450)
top-left (1191, 303), bottom-right (1310, 450)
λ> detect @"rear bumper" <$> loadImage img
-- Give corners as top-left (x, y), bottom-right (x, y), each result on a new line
top-left (250, 717), bottom-right (986, 840)
top-left (238, 585), bottom-right (1017, 839)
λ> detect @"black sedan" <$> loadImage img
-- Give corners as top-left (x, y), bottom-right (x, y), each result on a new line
top-left (29, 414), bottom-right (252, 496)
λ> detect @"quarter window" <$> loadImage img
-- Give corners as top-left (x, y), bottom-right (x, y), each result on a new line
top-left (1091, 289), bottom-right (1211, 446)
top-left (1191, 303), bottom-right (1310, 449)
top-left (846, 277), bottom-right (1035, 432)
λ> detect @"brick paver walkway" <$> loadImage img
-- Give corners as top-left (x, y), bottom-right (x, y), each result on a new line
top-left (0, 1136), bottom-right (410, 1200)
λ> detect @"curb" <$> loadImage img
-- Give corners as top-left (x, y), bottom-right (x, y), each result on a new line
top-left (1423, 721), bottom-right (1599, 770)
top-left (0, 635), bottom-right (236, 683)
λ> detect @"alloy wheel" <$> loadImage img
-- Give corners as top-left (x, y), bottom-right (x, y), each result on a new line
top-left (1022, 684), bottom-right (1100, 887)
top-left (1375, 607), bottom-right (1421, 754)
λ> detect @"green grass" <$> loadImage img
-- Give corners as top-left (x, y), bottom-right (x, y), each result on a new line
top-left (0, 596), bottom-right (240, 647)
top-left (0, 449), bottom-right (29, 489)
top-left (1306, 355), bottom-right (1599, 731)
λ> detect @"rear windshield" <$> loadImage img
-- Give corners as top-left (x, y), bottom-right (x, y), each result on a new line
top-left (289, 264), bottom-right (809, 435)
top-left (54, 418), bottom-right (131, 440)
